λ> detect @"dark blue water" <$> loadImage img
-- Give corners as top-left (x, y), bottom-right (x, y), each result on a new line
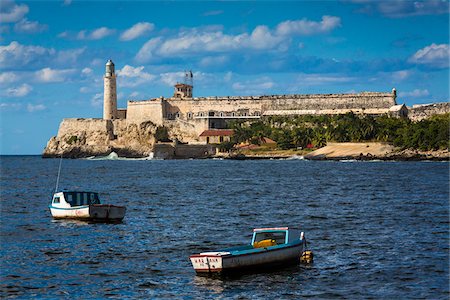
top-left (1, 156), bottom-right (449, 299)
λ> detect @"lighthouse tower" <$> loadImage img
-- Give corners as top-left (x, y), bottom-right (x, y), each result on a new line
top-left (103, 59), bottom-right (117, 120)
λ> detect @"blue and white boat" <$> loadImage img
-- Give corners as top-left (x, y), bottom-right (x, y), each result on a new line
top-left (189, 227), bottom-right (309, 274)
top-left (49, 191), bottom-right (126, 222)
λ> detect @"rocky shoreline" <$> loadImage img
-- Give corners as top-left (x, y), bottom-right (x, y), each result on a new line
top-left (42, 141), bottom-right (449, 161)
top-left (223, 144), bottom-right (449, 161)
top-left (223, 152), bottom-right (449, 161)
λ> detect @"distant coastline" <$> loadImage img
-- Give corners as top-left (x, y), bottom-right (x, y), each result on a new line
top-left (223, 144), bottom-right (449, 161)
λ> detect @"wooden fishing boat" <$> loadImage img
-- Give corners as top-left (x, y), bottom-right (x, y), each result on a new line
top-left (49, 191), bottom-right (126, 222)
top-left (189, 227), bottom-right (310, 274)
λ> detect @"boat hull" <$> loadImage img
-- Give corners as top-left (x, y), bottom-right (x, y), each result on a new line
top-left (190, 242), bottom-right (304, 274)
top-left (49, 204), bottom-right (126, 222)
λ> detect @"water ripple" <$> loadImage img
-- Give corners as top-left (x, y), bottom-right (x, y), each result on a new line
top-left (0, 157), bottom-right (448, 298)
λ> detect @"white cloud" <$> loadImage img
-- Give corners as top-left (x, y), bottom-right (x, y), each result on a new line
top-left (120, 22), bottom-right (154, 41)
top-left (391, 70), bottom-right (412, 81)
top-left (157, 29), bottom-right (283, 55)
top-left (203, 10), bottom-right (224, 16)
top-left (57, 31), bottom-right (68, 38)
top-left (398, 89), bottom-right (430, 98)
top-left (60, 27), bottom-right (115, 40)
top-left (80, 86), bottom-right (90, 93)
top-left (295, 73), bottom-right (355, 85)
top-left (0, 41), bottom-right (55, 68)
top-left (91, 93), bottom-right (103, 107)
top-left (0, 102), bottom-right (22, 110)
top-left (135, 17), bottom-right (340, 63)
top-left (409, 43), bottom-right (449, 68)
top-left (276, 16), bottom-right (341, 36)
top-left (200, 55), bottom-right (229, 67)
top-left (54, 47), bottom-right (86, 65)
top-left (35, 67), bottom-right (76, 82)
top-left (0, 0), bottom-right (29, 23)
top-left (129, 91), bottom-right (140, 98)
top-left (135, 37), bottom-right (163, 62)
top-left (0, 71), bottom-right (19, 84)
top-left (14, 18), bottom-right (48, 34)
top-left (375, 0), bottom-right (448, 18)
top-left (136, 29), bottom-right (279, 62)
top-left (116, 65), bottom-right (156, 87)
top-left (6, 83), bottom-right (32, 97)
top-left (90, 27), bottom-right (115, 39)
top-left (27, 103), bottom-right (46, 112)
top-left (224, 71), bottom-right (233, 82)
top-left (160, 71), bottom-right (185, 86)
top-left (232, 77), bottom-right (275, 94)
top-left (248, 25), bottom-right (285, 49)
top-left (81, 67), bottom-right (93, 75)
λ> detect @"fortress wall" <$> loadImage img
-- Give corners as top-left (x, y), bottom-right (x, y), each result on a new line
top-left (165, 98), bottom-right (263, 117)
top-left (127, 100), bottom-right (164, 125)
top-left (174, 144), bottom-right (215, 158)
top-left (117, 109), bottom-right (127, 119)
top-left (408, 102), bottom-right (450, 121)
top-left (264, 108), bottom-right (391, 116)
top-left (263, 93), bottom-right (396, 111)
top-left (162, 92), bottom-right (395, 118)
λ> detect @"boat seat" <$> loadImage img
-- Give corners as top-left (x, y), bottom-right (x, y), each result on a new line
top-left (253, 239), bottom-right (276, 248)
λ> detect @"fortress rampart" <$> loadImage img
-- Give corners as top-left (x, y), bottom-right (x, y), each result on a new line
top-left (139, 91), bottom-right (397, 123)
top-left (42, 60), bottom-right (447, 158)
top-left (408, 102), bottom-right (450, 121)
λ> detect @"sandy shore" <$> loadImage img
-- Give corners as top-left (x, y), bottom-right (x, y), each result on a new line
top-left (304, 142), bottom-right (394, 159)
top-left (304, 142), bottom-right (449, 161)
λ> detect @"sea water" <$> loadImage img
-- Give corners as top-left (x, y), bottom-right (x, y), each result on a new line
top-left (1, 156), bottom-right (448, 298)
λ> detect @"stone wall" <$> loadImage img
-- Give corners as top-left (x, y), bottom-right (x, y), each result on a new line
top-left (149, 91), bottom-right (396, 122)
top-left (153, 143), bottom-right (215, 159)
top-left (408, 102), bottom-right (450, 121)
top-left (127, 99), bottom-right (165, 125)
top-left (263, 92), bottom-right (396, 110)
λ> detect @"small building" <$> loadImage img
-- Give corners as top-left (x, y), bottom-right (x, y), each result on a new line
top-left (199, 129), bottom-right (234, 144)
top-left (173, 83), bottom-right (193, 98)
top-left (389, 104), bottom-right (408, 118)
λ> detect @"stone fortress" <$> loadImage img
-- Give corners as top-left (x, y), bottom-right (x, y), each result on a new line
top-left (43, 60), bottom-right (449, 158)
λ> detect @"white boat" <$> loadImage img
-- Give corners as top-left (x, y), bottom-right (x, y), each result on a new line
top-left (189, 227), bottom-right (310, 274)
top-left (49, 191), bottom-right (126, 222)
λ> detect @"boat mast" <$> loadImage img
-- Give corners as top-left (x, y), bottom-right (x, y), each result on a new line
top-left (54, 153), bottom-right (63, 194)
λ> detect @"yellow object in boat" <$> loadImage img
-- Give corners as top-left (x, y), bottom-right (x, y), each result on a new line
top-left (300, 250), bottom-right (314, 263)
top-left (253, 239), bottom-right (276, 248)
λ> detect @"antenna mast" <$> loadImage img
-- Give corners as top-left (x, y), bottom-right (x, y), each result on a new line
top-left (184, 70), bottom-right (193, 87)
top-left (54, 153), bottom-right (63, 194)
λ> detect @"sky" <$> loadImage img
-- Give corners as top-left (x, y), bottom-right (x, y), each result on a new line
top-left (0, 0), bottom-right (449, 155)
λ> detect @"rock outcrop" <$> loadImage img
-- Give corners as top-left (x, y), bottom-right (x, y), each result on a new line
top-left (43, 118), bottom-right (157, 158)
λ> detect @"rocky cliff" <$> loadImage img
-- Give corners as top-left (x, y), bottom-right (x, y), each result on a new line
top-left (43, 118), bottom-right (157, 158)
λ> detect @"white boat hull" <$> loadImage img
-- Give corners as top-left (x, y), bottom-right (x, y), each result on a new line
top-left (50, 204), bottom-right (126, 222)
top-left (190, 243), bottom-right (304, 274)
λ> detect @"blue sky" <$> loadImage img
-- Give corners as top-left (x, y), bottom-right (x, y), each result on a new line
top-left (0, 0), bottom-right (449, 155)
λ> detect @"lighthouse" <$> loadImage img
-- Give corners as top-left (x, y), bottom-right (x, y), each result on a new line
top-left (103, 59), bottom-right (117, 120)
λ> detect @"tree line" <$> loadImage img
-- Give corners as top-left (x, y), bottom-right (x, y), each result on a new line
top-left (227, 113), bottom-right (449, 151)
